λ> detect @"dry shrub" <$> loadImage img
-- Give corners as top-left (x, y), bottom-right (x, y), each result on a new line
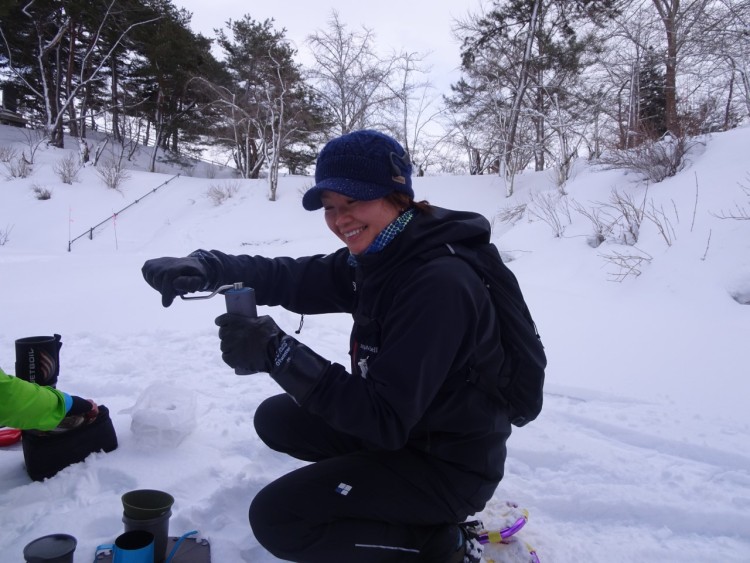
top-left (598, 134), bottom-right (699, 184)
top-left (31, 184), bottom-right (52, 200)
top-left (206, 182), bottom-right (240, 206)
top-left (54, 153), bottom-right (81, 184)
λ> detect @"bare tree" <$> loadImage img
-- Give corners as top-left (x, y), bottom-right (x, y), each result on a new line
top-left (201, 16), bottom-right (321, 182)
top-left (454, 0), bottom-right (543, 196)
top-left (263, 50), bottom-right (307, 201)
top-left (305, 10), bottom-right (399, 136)
top-left (194, 80), bottom-right (266, 179)
top-left (503, 0), bottom-right (543, 196)
top-left (650, 0), bottom-right (714, 135)
top-left (386, 51), bottom-right (451, 176)
top-left (592, 6), bottom-right (663, 149)
top-left (589, 0), bottom-right (745, 139)
top-left (702, 0), bottom-right (750, 123)
top-left (452, 0), bottom-right (620, 196)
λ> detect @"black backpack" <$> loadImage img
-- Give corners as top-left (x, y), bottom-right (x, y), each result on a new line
top-left (421, 242), bottom-right (547, 427)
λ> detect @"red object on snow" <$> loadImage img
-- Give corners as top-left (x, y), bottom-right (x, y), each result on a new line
top-left (0, 427), bottom-right (22, 446)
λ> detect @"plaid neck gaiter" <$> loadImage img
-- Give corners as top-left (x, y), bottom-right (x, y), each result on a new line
top-left (348, 208), bottom-right (415, 266)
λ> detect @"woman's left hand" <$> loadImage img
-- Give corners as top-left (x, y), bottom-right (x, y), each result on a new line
top-left (215, 314), bottom-right (285, 374)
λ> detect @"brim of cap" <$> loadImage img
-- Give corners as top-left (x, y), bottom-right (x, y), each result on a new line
top-left (302, 178), bottom-right (393, 211)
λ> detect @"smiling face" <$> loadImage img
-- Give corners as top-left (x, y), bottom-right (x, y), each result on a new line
top-left (321, 191), bottom-right (402, 255)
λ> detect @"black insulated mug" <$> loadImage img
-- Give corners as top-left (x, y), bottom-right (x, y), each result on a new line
top-left (15, 334), bottom-right (62, 387)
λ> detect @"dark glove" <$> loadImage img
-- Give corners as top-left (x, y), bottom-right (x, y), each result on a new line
top-left (142, 253), bottom-right (212, 307)
top-left (67, 396), bottom-right (96, 417)
top-left (215, 314), bottom-right (284, 374)
top-left (215, 314), bottom-right (331, 404)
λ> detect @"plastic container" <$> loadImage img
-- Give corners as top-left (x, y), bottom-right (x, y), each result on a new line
top-left (23, 533), bottom-right (76, 563)
top-left (122, 489), bottom-right (174, 520)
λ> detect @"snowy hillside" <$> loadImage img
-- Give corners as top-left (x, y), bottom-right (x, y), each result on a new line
top-left (1, 124), bottom-right (749, 562)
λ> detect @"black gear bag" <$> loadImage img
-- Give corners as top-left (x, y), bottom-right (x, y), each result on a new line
top-left (21, 405), bottom-right (118, 481)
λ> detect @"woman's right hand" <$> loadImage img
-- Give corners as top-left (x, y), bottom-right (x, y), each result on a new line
top-left (141, 255), bottom-right (211, 307)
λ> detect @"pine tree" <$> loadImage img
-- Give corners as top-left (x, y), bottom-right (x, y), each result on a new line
top-left (208, 16), bottom-right (325, 181)
top-left (638, 46), bottom-right (667, 139)
top-left (450, 0), bottom-right (620, 192)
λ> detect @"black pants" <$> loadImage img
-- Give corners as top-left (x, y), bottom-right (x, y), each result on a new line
top-left (249, 394), bottom-right (472, 562)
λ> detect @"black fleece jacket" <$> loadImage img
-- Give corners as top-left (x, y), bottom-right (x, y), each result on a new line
top-left (198, 206), bottom-right (511, 510)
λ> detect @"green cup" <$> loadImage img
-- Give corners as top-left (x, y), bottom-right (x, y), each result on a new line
top-left (121, 489), bottom-right (174, 520)
top-left (121, 490), bottom-right (174, 562)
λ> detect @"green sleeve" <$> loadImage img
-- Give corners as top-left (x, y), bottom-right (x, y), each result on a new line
top-left (0, 367), bottom-right (68, 430)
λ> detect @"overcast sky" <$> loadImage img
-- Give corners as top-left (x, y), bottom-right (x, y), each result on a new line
top-left (173, 0), bottom-right (485, 90)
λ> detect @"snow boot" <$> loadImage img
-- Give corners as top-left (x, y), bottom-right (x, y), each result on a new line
top-left (446, 520), bottom-right (484, 563)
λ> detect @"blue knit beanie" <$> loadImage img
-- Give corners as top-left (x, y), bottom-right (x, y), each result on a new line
top-left (302, 130), bottom-right (414, 211)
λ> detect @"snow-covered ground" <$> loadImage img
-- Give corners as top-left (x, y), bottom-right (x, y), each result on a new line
top-left (1, 124), bottom-right (749, 562)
